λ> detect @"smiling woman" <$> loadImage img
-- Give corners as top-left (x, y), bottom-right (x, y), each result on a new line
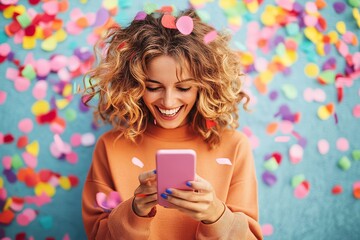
top-left (81, 7), bottom-right (262, 240)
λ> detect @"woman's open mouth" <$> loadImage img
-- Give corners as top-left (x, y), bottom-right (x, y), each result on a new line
top-left (157, 106), bottom-right (182, 118)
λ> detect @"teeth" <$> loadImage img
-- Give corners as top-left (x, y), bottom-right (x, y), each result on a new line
top-left (158, 107), bottom-right (181, 116)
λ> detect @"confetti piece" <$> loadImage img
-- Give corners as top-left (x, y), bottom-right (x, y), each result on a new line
top-left (289, 144), bottom-right (303, 164)
top-left (132, 157), bottom-right (144, 168)
top-left (338, 156), bottom-right (351, 170)
top-left (161, 14), bottom-right (177, 29)
top-left (96, 191), bottom-right (121, 210)
top-left (332, 185), bottom-right (343, 195)
top-left (352, 150), bottom-right (360, 160)
top-left (348, 0), bottom-right (360, 8)
top-left (353, 181), bottom-right (360, 199)
top-left (16, 135), bottom-right (28, 149)
top-left (317, 70), bottom-right (335, 84)
top-left (204, 30), bottom-right (218, 44)
top-left (216, 158), bottom-right (232, 165)
top-left (336, 137), bottom-right (349, 152)
top-left (353, 104), bottom-right (360, 118)
top-left (81, 133), bottom-right (95, 146)
top-left (22, 152), bottom-right (37, 169)
top-left (264, 157), bottom-right (279, 171)
top-left (0, 209), bottom-right (15, 225)
top-left (291, 174), bottom-right (305, 188)
top-left (294, 180), bottom-right (310, 199)
top-left (317, 139), bottom-right (329, 155)
top-left (262, 171), bottom-right (277, 186)
top-left (18, 118), bottom-right (33, 133)
top-left (176, 16), bottom-right (194, 35)
top-left (281, 84), bottom-right (297, 99)
top-left (0, 91), bottom-right (7, 105)
top-left (261, 223), bottom-right (274, 236)
top-left (304, 63), bottom-right (319, 78)
top-left (34, 182), bottom-right (56, 197)
top-left (317, 103), bottom-right (334, 120)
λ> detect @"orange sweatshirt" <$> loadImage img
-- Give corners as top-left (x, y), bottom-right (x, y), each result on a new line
top-left (82, 123), bottom-right (263, 239)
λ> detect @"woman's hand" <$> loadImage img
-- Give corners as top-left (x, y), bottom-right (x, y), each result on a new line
top-left (132, 170), bottom-right (158, 217)
top-left (160, 175), bottom-right (225, 223)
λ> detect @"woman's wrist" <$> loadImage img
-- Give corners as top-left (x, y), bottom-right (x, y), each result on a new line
top-left (201, 201), bottom-right (226, 224)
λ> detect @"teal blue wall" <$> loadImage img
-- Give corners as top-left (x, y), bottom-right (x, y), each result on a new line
top-left (1, 0), bottom-right (359, 239)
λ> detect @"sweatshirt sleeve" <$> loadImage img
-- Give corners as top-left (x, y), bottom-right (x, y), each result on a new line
top-left (196, 133), bottom-right (263, 240)
top-left (81, 135), bottom-right (154, 240)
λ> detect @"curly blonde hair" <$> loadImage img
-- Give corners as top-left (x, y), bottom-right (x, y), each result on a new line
top-left (83, 8), bottom-right (250, 149)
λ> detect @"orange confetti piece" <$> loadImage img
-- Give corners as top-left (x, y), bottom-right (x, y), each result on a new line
top-left (254, 77), bottom-right (267, 94)
top-left (315, 0), bottom-right (327, 9)
top-left (52, 19), bottom-right (63, 31)
top-left (76, 17), bottom-right (89, 28)
top-left (58, 0), bottom-right (69, 12)
top-left (354, 188), bottom-right (360, 199)
top-left (266, 122), bottom-right (278, 135)
top-left (326, 103), bottom-right (335, 113)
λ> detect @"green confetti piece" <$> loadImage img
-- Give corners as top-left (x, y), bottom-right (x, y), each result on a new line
top-left (286, 23), bottom-right (300, 36)
top-left (282, 84), bottom-right (297, 100)
top-left (21, 65), bottom-right (36, 80)
top-left (276, 43), bottom-right (286, 56)
top-left (348, 0), bottom-right (360, 7)
top-left (143, 3), bottom-right (158, 14)
top-left (39, 216), bottom-right (53, 229)
top-left (12, 154), bottom-right (23, 170)
top-left (291, 174), bottom-right (305, 188)
top-left (223, 2), bottom-right (246, 17)
top-left (338, 156), bottom-right (351, 171)
top-left (263, 157), bottom-right (279, 171)
top-left (65, 108), bottom-right (77, 122)
top-left (318, 70), bottom-right (335, 84)
top-left (352, 150), bottom-right (360, 161)
top-left (16, 12), bottom-right (31, 28)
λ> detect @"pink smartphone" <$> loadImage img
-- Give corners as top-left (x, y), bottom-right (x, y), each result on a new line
top-left (156, 149), bottom-right (196, 207)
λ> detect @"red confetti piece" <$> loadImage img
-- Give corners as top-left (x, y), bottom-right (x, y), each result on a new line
top-left (337, 87), bottom-right (343, 103)
top-left (36, 109), bottom-right (57, 124)
top-left (272, 152), bottom-right (282, 164)
top-left (332, 185), bottom-right (343, 195)
top-left (206, 119), bottom-right (216, 129)
top-left (39, 169), bottom-right (53, 182)
top-left (68, 175), bottom-right (79, 187)
top-left (16, 135), bottom-right (28, 148)
top-left (0, 209), bottom-right (15, 225)
top-left (3, 134), bottom-right (14, 144)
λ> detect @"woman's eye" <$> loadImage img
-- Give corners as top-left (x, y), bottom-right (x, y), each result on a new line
top-left (177, 87), bottom-right (191, 92)
top-left (146, 87), bottom-right (161, 91)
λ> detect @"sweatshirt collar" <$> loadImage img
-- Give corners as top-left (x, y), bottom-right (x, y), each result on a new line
top-left (144, 122), bottom-right (197, 141)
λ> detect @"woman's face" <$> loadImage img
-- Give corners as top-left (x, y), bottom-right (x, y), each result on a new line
top-left (143, 55), bottom-right (198, 129)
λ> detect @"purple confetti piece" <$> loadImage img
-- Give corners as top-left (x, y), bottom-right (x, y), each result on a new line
top-left (262, 171), bottom-right (277, 187)
top-left (134, 11), bottom-right (147, 21)
top-left (333, 2), bottom-right (346, 14)
top-left (298, 137), bottom-right (307, 148)
top-left (94, 8), bottom-right (110, 27)
top-left (3, 169), bottom-right (17, 183)
top-left (269, 90), bottom-right (278, 101)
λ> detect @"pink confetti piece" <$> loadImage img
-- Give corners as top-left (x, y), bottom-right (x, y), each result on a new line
top-left (96, 191), bottom-right (121, 211)
top-left (176, 16), bottom-right (194, 35)
top-left (132, 157), bottom-right (144, 168)
top-left (289, 144), bottom-right (303, 164)
top-left (18, 118), bottom-right (33, 133)
top-left (14, 76), bottom-right (31, 92)
top-left (0, 91), bottom-right (7, 105)
top-left (261, 223), bottom-right (274, 236)
top-left (0, 43), bottom-right (11, 56)
top-left (279, 120), bottom-right (293, 134)
top-left (70, 133), bottom-right (82, 147)
top-left (317, 139), bottom-right (329, 155)
top-left (216, 158), bottom-right (232, 165)
top-left (134, 11), bottom-right (147, 20)
top-left (65, 151), bottom-right (78, 164)
top-left (294, 181), bottom-right (310, 199)
top-left (274, 136), bottom-right (290, 142)
top-left (50, 55), bottom-right (68, 72)
top-left (35, 59), bottom-right (51, 77)
top-left (204, 30), bottom-right (218, 44)
top-left (24, 193), bottom-right (52, 207)
top-left (353, 104), bottom-right (360, 118)
top-left (336, 137), bottom-right (349, 152)
top-left (2, 156), bottom-right (12, 170)
top-left (32, 80), bottom-right (48, 100)
top-left (42, 0), bottom-right (59, 15)
top-left (5, 68), bottom-right (18, 81)
top-left (22, 152), bottom-right (38, 169)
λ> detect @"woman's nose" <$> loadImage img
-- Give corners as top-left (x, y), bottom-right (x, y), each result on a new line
top-left (162, 90), bottom-right (176, 108)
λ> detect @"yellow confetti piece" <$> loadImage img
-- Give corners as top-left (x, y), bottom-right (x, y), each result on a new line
top-left (259, 70), bottom-right (274, 84)
top-left (327, 31), bottom-right (339, 44)
top-left (54, 29), bottom-right (67, 42)
top-left (353, 7), bottom-right (360, 20)
top-left (63, 84), bottom-right (72, 97)
top-left (3, 6), bottom-right (16, 19)
top-left (246, 0), bottom-right (259, 13)
top-left (260, 6), bottom-right (278, 26)
top-left (35, 26), bottom-right (44, 39)
top-left (103, 0), bottom-right (118, 10)
top-left (304, 63), bottom-right (319, 78)
top-left (22, 36), bottom-right (36, 50)
top-left (304, 27), bottom-right (322, 43)
top-left (41, 36), bottom-right (57, 52)
top-left (34, 182), bottom-right (56, 197)
top-left (228, 16), bottom-right (242, 27)
top-left (316, 42), bottom-right (325, 56)
top-left (336, 21), bottom-right (346, 35)
top-left (80, 0), bottom-right (88, 3)
top-left (219, 0), bottom-right (237, 9)
top-left (240, 52), bottom-right (254, 65)
top-left (31, 100), bottom-right (50, 116)
top-left (0, 177), bottom-right (3, 188)
top-left (4, 198), bottom-right (12, 210)
top-left (26, 141), bottom-right (39, 157)
top-left (317, 103), bottom-right (334, 120)
top-left (59, 176), bottom-right (71, 190)
top-left (56, 98), bottom-right (70, 110)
